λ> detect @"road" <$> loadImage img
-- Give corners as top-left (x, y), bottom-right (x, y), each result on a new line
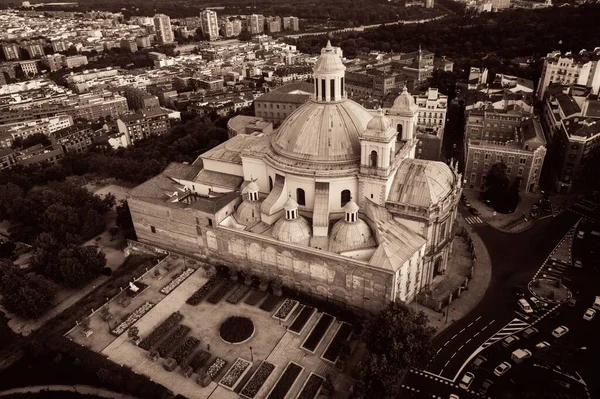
top-left (400, 204), bottom-right (598, 398)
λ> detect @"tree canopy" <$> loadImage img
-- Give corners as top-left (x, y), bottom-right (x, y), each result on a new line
top-left (483, 162), bottom-right (521, 213)
top-left (0, 263), bottom-right (58, 319)
top-left (352, 301), bottom-right (435, 398)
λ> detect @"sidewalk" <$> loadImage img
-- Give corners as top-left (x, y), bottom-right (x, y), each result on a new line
top-left (410, 214), bottom-right (493, 335)
top-left (0, 384), bottom-right (137, 398)
top-left (463, 189), bottom-right (541, 233)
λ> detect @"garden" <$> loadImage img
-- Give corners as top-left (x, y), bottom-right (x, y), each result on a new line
top-left (288, 306), bottom-right (315, 334)
top-left (218, 357), bottom-right (253, 390)
top-left (219, 316), bottom-right (255, 344)
top-left (266, 362), bottom-right (303, 399)
top-left (301, 313), bottom-right (335, 353)
top-left (240, 361), bottom-right (276, 399)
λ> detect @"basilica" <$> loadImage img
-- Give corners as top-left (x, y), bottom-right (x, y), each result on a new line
top-left (128, 41), bottom-right (462, 313)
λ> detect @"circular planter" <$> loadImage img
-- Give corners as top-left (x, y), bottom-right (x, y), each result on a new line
top-left (219, 316), bottom-right (255, 344)
top-left (528, 278), bottom-right (572, 304)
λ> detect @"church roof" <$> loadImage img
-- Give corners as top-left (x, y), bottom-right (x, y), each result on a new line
top-left (387, 159), bottom-right (456, 208)
top-left (343, 199), bottom-right (360, 213)
top-left (271, 99), bottom-right (373, 164)
top-left (313, 40), bottom-right (346, 74)
top-left (364, 109), bottom-right (395, 140)
top-left (271, 216), bottom-right (312, 245)
top-left (390, 87), bottom-right (418, 116)
top-left (329, 217), bottom-right (375, 253)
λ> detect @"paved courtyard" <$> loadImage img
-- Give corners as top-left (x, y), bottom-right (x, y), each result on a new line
top-left (67, 254), bottom-right (356, 399)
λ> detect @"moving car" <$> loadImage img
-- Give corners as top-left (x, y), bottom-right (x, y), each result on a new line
top-left (529, 297), bottom-right (544, 311)
top-left (577, 230), bottom-right (585, 239)
top-left (536, 341), bottom-right (551, 349)
top-left (511, 348), bottom-right (532, 363)
top-left (479, 379), bottom-right (493, 395)
top-left (494, 362), bottom-right (512, 377)
top-left (469, 207), bottom-right (480, 216)
top-left (552, 325), bottom-right (569, 338)
top-left (449, 395), bottom-right (460, 399)
top-left (459, 372), bottom-right (475, 390)
top-left (593, 296), bottom-right (600, 311)
top-left (574, 259), bottom-right (583, 268)
top-left (518, 298), bottom-right (533, 314)
top-left (472, 355), bottom-right (487, 370)
top-left (583, 308), bottom-right (596, 321)
top-left (522, 326), bottom-right (538, 338)
top-left (502, 335), bottom-right (520, 348)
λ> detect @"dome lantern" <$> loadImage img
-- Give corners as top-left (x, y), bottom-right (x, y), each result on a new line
top-left (313, 40), bottom-right (346, 103)
top-left (283, 196), bottom-right (299, 220)
top-left (242, 179), bottom-right (260, 202)
top-left (343, 199), bottom-right (360, 223)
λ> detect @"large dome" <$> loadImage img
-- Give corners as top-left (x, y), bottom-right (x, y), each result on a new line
top-left (271, 99), bottom-right (374, 164)
top-left (271, 216), bottom-right (312, 245)
top-left (387, 159), bottom-right (456, 208)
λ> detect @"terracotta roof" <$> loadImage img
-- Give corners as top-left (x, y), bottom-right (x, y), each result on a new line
top-left (194, 169), bottom-right (243, 190)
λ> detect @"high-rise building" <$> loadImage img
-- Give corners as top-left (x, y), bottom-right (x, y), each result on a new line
top-left (414, 87), bottom-right (448, 161)
top-left (249, 14), bottom-right (265, 35)
top-left (153, 14), bottom-right (175, 44)
top-left (51, 39), bottom-right (68, 53)
top-left (2, 43), bottom-right (20, 61)
top-left (199, 9), bottom-right (219, 41)
top-left (537, 49), bottom-right (600, 101)
top-left (425, 0), bottom-right (435, 8)
top-left (266, 16), bottom-right (282, 33)
top-left (21, 41), bottom-right (44, 59)
top-left (232, 19), bottom-right (242, 36)
top-left (223, 20), bottom-right (235, 38)
top-left (282, 16), bottom-right (300, 31)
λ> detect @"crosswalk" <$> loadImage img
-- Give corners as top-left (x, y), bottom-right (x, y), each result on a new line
top-left (465, 216), bottom-right (484, 225)
top-left (481, 318), bottom-right (530, 349)
top-left (567, 208), bottom-right (596, 223)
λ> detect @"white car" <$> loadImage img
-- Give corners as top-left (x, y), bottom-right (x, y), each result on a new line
top-left (459, 372), bottom-right (475, 390)
top-left (536, 341), bottom-right (551, 349)
top-left (552, 325), bottom-right (569, 338)
top-left (530, 297), bottom-right (544, 310)
top-left (574, 259), bottom-right (583, 268)
top-left (577, 230), bottom-right (585, 239)
top-left (502, 335), bottom-right (520, 348)
top-left (494, 361), bottom-right (512, 376)
top-left (583, 308), bottom-right (596, 321)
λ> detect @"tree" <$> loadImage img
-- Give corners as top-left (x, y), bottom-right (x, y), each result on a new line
top-left (238, 30), bottom-right (252, 41)
top-left (82, 208), bottom-right (106, 240)
top-left (57, 245), bottom-right (106, 288)
top-left (0, 263), bottom-right (58, 319)
top-left (11, 133), bottom-right (51, 150)
top-left (352, 302), bottom-right (435, 398)
top-left (41, 203), bottom-right (80, 241)
top-left (482, 162), bottom-right (520, 213)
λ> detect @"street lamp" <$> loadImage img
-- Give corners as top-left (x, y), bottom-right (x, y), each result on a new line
top-left (249, 346), bottom-right (254, 362)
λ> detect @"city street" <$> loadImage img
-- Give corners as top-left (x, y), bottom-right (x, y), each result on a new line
top-left (400, 203), bottom-right (600, 398)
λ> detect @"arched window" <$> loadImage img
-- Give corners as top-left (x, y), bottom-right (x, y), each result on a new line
top-left (370, 150), bottom-right (378, 168)
top-left (296, 188), bottom-right (306, 206)
top-left (397, 124), bottom-right (403, 141)
top-left (269, 176), bottom-right (273, 191)
top-left (341, 189), bottom-right (351, 207)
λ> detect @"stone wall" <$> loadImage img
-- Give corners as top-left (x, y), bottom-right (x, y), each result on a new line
top-left (129, 197), bottom-right (395, 313)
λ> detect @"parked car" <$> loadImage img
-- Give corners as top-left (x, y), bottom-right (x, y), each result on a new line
top-left (583, 308), bottom-right (596, 321)
top-left (552, 325), bottom-right (569, 338)
top-left (469, 207), bottom-right (480, 216)
top-left (479, 379), bottom-right (493, 395)
top-left (522, 327), bottom-right (538, 338)
top-left (536, 341), bottom-right (551, 349)
top-left (567, 298), bottom-right (577, 307)
top-left (464, 201), bottom-right (472, 208)
top-left (518, 298), bottom-right (533, 314)
top-left (494, 362), bottom-right (512, 377)
top-left (529, 297), bottom-right (545, 311)
top-left (511, 348), bottom-right (532, 363)
top-left (449, 394), bottom-right (460, 399)
top-left (502, 335), bottom-right (520, 348)
top-left (459, 372), bottom-right (475, 390)
top-left (472, 355), bottom-right (487, 370)
top-left (577, 230), bottom-right (585, 239)
top-left (574, 259), bottom-right (583, 268)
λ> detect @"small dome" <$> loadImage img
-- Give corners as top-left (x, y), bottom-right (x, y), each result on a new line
top-left (235, 201), bottom-right (261, 224)
top-left (343, 199), bottom-right (360, 214)
top-left (242, 180), bottom-right (259, 194)
top-left (391, 87), bottom-right (418, 116)
top-left (365, 109), bottom-right (394, 139)
top-left (329, 217), bottom-right (376, 253)
top-left (272, 216), bottom-right (311, 245)
top-left (313, 40), bottom-right (345, 75)
top-left (388, 159), bottom-right (457, 208)
top-left (283, 197), bottom-right (298, 211)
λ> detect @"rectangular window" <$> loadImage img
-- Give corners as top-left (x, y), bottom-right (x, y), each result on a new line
top-left (520, 157), bottom-right (527, 164)
top-left (330, 79), bottom-right (335, 101)
top-left (470, 173), bottom-right (477, 182)
top-left (496, 155), bottom-right (502, 162)
top-left (484, 153), bottom-right (490, 160)
top-left (321, 79), bottom-right (326, 101)
top-left (151, 226), bottom-right (156, 233)
top-left (474, 152), bottom-right (480, 159)
top-left (208, 219), bottom-right (213, 227)
top-left (341, 77), bottom-right (344, 96)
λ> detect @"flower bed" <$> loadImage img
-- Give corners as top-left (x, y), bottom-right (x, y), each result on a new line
top-left (219, 358), bottom-right (252, 390)
top-left (301, 313), bottom-right (334, 353)
top-left (160, 268), bottom-right (195, 295)
top-left (186, 276), bottom-right (221, 305)
top-left (205, 357), bottom-right (227, 380)
top-left (125, 282), bottom-right (148, 298)
top-left (259, 295), bottom-right (281, 312)
top-left (240, 361), bottom-right (276, 399)
top-left (273, 298), bottom-right (299, 321)
top-left (110, 301), bottom-right (154, 336)
top-left (288, 306), bottom-right (315, 334)
top-left (157, 325), bottom-right (191, 357)
top-left (266, 362), bottom-right (303, 399)
top-left (207, 281), bottom-right (234, 304)
top-left (172, 336), bottom-right (200, 365)
top-left (321, 322), bottom-right (353, 363)
top-left (296, 373), bottom-right (325, 399)
top-left (226, 285), bottom-right (251, 304)
top-left (139, 312), bottom-right (183, 350)
top-left (244, 290), bottom-right (267, 306)
top-left (189, 350), bottom-right (211, 371)
top-left (219, 316), bottom-right (255, 344)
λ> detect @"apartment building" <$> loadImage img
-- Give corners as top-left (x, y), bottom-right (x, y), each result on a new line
top-left (2, 43), bottom-right (20, 60)
top-left (537, 48), bottom-right (600, 101)
top-left (124, 87), bottom-right (160, 111)
top-left (282, 16), bottom-right (299, 31)
top-left (249, 14), bottom-right (265, 35)
top-left (541, 86), bottom-right (600, 192)
top-left (153, 14), bottom-right (174, 44)
top-left (199, 9), bottom-right (219, 40)
top-left (113, 107), bottom-right (175, 147)
top-left (254, 81), bottom-right (312, 126)
top-left (414, 87), bottom-right (448, 161)
top-left (51, 125), bottom-right (96, 154)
